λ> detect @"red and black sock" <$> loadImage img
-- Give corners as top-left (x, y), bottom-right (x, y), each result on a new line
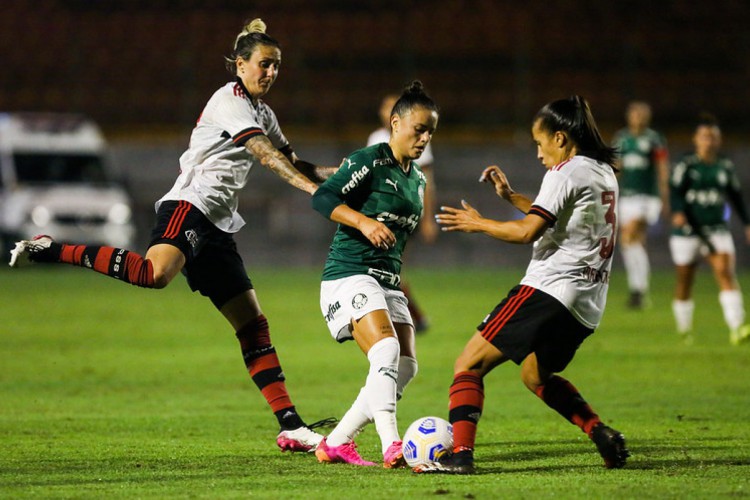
top-left (534, 375), bottom-right (601, 436)
top-left (236, 315), bottom-right (304, 430)
top-left (448, 371), bottom-right (484, 453)
top-left (58, 244), bottom-right (154, 288)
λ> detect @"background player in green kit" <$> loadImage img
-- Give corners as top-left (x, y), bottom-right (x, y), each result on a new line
top-left (612, 101), bottom-right (670, 309)
top-left (670, 114), bottom-right (750, 345)
top-left (311, 81), bottom-right (439, 467)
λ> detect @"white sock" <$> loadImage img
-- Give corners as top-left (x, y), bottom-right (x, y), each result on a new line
top-left (396, 355), bottom-right (418, 400)
top-left (621, 243), bottom-right (649, 293)
top-left (672, 299), bottom-right (694, 333)
top-left (719, 289), bottom-right (745, 331)
top-left (364, 336), bottom-right (400, 454)
top-left (326, 387), bottom-right (371, 447)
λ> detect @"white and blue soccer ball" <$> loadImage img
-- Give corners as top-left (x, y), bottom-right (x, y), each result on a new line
top-left (402, 416), bottom-right (453, 467)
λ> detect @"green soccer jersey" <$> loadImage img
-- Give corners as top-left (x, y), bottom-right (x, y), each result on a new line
top-left (315, 143), bottom-right (426, 289)
top-left (670, 154), bottom-right (749, 236)
top-left (612, 127), bottom-right (668, 197)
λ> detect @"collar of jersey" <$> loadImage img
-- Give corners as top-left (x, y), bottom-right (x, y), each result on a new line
top-left (235, 77), bottom-right (259, 108)
top-left (381, 142), bottom-right (413, 176)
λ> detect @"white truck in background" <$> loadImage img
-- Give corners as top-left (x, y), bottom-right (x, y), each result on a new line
top-left (0, 113), bottom-right (135, 256)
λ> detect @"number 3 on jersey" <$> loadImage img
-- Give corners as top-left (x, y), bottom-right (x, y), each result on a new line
top-left (599, 191), bottom-right (617, 259)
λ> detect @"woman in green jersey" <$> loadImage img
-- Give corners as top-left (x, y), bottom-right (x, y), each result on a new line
top-left (670, 114), bottom-right (750, 345)
top-left (311, 81), bottom-right (439, 467)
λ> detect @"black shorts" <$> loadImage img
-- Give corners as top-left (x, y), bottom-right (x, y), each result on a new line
top-left (477, 285), bottom-right (593, 373)
top-left (149, 200), bottom-right (253, 309)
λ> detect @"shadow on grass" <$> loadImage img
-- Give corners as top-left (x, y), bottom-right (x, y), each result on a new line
top-left (474, 437), bottom-right (750, 475)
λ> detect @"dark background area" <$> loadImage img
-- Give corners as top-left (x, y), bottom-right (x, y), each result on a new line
top-left (2, 0), bottom-right (749, 269)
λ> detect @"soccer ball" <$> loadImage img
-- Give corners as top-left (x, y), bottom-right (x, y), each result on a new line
top-left (402, 416), bottom-right (453, 467)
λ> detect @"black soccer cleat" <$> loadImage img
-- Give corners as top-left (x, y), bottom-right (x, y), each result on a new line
top-left (591, 423), bottom-right (629, 469)
top-left (412, 449), bottom-right (475, 475)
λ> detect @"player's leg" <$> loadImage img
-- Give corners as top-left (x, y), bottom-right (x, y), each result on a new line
top-left (620, 216), bottom-right (650, 308)
top-left (8, 200), bottom-right (196, 288)
top-left (706, 245), bottom-right (749, 344)
top-left (670, 235), bottom-right (700, 341)
top-left (522, 353), bottom-right (628, 468)
top-left (218, 289), bottom-right (324, 451)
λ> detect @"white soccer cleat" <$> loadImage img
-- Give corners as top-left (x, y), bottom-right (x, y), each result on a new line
top-left (277, 425), bottom-right (324, 453)
top-left (8, 235), bottom-right (54, 268)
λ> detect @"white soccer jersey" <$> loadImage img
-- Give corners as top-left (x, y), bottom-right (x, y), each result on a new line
top-left (157, 80), bottom-right (291, 233)
top-left (521, 155), bottom-right (619, 329)
top-left (366, 127), bottom-right (434, 167)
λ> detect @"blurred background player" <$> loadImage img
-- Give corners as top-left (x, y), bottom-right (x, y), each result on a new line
top-left (612, 101), bottom-right (670, 309)
top-left (367, 93), bottom-right (438, 332)
top-left (9, 18), bottom-right (335, 451)
top-left (420, 96), bottom-right (628, 474)
top-left (669, 113), bottom-right (750, 345)
top-left (312, 81), bottom-right (439, 467)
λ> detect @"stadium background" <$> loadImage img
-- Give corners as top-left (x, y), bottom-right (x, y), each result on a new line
top-left (2, 0), bottom-right (749, 268)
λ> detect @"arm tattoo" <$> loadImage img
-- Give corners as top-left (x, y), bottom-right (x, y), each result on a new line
top-left (245, 135), bottom-right (317, 194)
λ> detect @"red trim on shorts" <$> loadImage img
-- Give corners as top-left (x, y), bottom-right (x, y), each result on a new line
top-left (162, 200), bottom-right (191, 239)
top-left (481, 285), bottom-right (536, 343)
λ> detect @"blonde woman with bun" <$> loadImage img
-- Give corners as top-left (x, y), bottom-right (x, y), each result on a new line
top-left (10, 18), bottom-right (333, 453)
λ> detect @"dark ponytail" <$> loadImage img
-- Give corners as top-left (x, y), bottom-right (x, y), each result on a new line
top-left (391, 80), bottom-right (439, 119)
top-left (534, 95), bottom-right (617, 167)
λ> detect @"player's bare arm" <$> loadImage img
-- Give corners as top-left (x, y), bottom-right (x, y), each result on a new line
top-left (287, 153), bottom-right (338, 184)
top-left (329, 204), bottom-right (396, 250)
top-left (479, 165), bottom-right (532, 214)
top-left (245, 135), bottom-right (318, 194)
top-left (436, 200), bottom-right (547, 244)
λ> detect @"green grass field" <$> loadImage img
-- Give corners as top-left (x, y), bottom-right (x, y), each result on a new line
top-left (1, 265), bottom-right (749, 499)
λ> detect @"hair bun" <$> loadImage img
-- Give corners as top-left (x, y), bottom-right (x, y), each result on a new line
top-left (244, 18), bottom-right (267, 34)
top-left (406, 80), bottom-right (425, 95)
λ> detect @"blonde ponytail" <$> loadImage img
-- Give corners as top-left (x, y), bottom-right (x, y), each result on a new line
top-left (234, 18), bottom-right (267, 49)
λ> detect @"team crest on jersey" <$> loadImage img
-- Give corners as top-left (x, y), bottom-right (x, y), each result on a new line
top-left (185, 229), bottom-right (199, 249)
top-left (352, 293), bottom-right (368, 310)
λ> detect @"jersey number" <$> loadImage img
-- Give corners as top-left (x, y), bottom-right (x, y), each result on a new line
top-left (599, 191), bottom-right (617, 259)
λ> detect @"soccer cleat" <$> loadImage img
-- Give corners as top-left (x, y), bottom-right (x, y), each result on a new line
top-left (277, 425), bottom-right (324, 453)
top-left (412, 449), bottom-right (475, 475)
top-left (315, 438), bottom-right (376, 466)
top-left (729, 325), bottom-right (750, 346)
top-left (626, 291), bottom-right (643, 310)
top-left (9, 235), bottom-right (56, 267)
top-left (591, 423), bottom-right (629, 469)
top-left (383, 440), bottom-right (407, 469)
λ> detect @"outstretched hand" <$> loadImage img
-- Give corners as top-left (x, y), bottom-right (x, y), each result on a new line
top-left (435, 200), bottom-right (484, 233)
top-left (479, 165), bottom-right (514, 200)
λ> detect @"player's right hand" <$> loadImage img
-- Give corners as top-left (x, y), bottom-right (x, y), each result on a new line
top-left (479, 165), bottom-right (514, 200)
top-left (361, 218), bottom-right (396, 250)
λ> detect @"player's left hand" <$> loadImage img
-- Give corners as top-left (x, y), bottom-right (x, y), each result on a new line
top-left (435, 200), bottom-right (483, 233)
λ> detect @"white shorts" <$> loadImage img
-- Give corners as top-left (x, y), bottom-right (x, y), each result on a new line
top-left (669, 232), bottom-right (735, 265)
top-left (619, 195), bottom-right (662, 226)
top-left (320, 275), bottom-right (413, 342)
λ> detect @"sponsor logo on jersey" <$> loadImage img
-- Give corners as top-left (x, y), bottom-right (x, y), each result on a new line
top-left (373, 158), bottom-right (393, 167)
top-left (686, 188), bottom-right (721, 206)
top-left (325, 300), bottom-right (341, 322)
top-left (352, 293), bottom-right (368, 310)
top-left (376, 211), bottom-right (420, 232)
top-left (385, 178), bottom-right (399, 191)
top-left (341, 165), bottom-right (370, 194)
top-left (185, 229), bottom-right (199, 249)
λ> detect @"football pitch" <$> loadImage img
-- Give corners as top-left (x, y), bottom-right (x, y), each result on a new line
top-left (1, 265), bottom-right (749, 498)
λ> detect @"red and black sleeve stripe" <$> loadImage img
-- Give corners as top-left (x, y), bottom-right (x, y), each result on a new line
top-left (233, 127), bottom-right (265, 146)
top-left (529, 205), bottom-right (556, 225)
